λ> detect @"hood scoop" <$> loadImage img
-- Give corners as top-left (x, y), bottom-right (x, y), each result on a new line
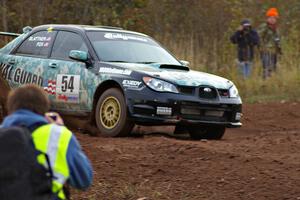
top-left (159, 64), bottom-right (189, 71)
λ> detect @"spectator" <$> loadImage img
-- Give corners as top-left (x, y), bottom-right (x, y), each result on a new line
top-left (257, 7), bottom-right (281, 79)
top-left (230, 19), bottom-right (260, 78)
top-left (0, 84), bottom-right (93, 200)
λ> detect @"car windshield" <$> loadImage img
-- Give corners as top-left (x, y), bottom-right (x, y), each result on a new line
top-left (86, 31), bottom-right (181, 65)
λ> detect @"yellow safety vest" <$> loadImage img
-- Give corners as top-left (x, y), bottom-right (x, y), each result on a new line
top-left (31, 124), bottom-right (72, 200)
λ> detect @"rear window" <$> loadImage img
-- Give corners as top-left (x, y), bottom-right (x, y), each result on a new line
top-left (15, 31), bottom-right (56, 57)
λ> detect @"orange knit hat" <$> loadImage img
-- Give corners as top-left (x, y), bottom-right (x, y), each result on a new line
top-left (266, 8), bottom-right (279, 17)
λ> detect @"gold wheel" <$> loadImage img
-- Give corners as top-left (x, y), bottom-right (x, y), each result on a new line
top-left (99, 96), bottom-right (121, 129)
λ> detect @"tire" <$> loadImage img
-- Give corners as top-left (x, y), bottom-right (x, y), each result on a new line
top-left (188, 125), bottom-right (226, 140)
top-left (174, 125), bottom-right (188, 134)
top-left (95, 88), bottom-right (134, 137)
top-left (0, 102), bottom-right (5, 122)
top-left (0, 78), bottom-right (9, 122)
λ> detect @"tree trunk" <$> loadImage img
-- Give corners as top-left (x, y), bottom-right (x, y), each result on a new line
top-left (2, 0), bottom-right (8, 32)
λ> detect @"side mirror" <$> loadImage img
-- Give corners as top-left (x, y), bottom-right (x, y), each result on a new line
top-left (69, 50), bottom-right (88, 62)
top-left (180, 60), bottom-right (190, 67)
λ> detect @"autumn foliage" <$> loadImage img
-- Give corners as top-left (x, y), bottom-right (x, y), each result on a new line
top-left (1, 0), bottom-right (300, 102)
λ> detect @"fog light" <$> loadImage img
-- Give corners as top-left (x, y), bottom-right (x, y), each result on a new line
top-left (235, 112), bottom-right (242, 121)
top-left (157, 107), bottom-right (172, 116)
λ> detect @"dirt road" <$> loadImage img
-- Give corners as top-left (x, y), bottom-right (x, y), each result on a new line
top-left (70, 102), bottom-right (300, 200)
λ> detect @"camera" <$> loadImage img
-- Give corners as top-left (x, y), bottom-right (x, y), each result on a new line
top-left (274, 36), bottom-right (280, 44)
top-left (243, 25), bottom-right (251, 32)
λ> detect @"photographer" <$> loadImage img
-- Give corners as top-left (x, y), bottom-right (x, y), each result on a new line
top-left (230, 19), bottom-right (260, 78)
top-left (258, 8), bottom-right (281, 79)
top-left (0, 84), bottom-right (93, 200)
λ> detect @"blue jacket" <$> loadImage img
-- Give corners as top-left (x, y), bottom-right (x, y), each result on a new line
top-left (230, 29), bottom-right (260, 62)
top-left (0, 109), bottom-right (93, 189)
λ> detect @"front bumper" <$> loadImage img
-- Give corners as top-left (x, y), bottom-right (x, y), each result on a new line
top-left (125, 87), bottom-right (242, 128)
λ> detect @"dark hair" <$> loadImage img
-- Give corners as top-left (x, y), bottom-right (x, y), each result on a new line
top-left (7, 84), bottom-right (50, 115)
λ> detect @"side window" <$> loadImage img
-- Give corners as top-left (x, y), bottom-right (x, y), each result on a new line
top-left (15, 31), bottom-right (56, 57)
top-left (51, 31), bottom-right (88, 60)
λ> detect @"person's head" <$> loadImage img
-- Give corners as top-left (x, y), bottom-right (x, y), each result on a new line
top-left (241, 19), bottom-right (251, 31)
top-left (266, 8), bottom-right (279, 25)
top-left (267, 16), bottom-right (277, 25)
top-left (7, 84), bottom-right (50, 115)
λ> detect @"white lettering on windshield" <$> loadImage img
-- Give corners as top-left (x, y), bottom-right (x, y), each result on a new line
top-left (104, 33), bottom-right (148, 42)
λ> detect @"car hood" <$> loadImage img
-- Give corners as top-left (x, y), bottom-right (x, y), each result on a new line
top-left (102, 62), bottom-right (233, 89)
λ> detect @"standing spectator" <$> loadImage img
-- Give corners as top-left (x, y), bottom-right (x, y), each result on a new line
top-left (258, 7), bottom-right (281, 79)
top-left (0, 84), bottom-right (93, 200)
top-left (230, 19), bottom-right (260, 78)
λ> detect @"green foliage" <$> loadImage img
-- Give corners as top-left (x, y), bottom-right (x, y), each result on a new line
top-left (0, 0), bottom-right (299, 102)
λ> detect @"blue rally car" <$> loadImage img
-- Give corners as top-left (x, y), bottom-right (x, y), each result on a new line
top-left (0, 25), bottom-right (242, 139)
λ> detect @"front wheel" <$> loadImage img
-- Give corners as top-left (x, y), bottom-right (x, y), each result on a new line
top-left (95, 88), bottom-right (134, 137)
top-left (188, 125), bottom-right (226, 140)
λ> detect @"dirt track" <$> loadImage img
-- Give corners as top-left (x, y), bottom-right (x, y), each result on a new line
top-left (71, 102), bottom-right (300, 200)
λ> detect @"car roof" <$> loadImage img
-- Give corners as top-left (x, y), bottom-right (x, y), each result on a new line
top-left (33, 24), bottom-right (148, 37)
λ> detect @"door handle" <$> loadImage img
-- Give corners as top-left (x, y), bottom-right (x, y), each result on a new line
top-left (8, 59), bottom-right (15, 64)
top-left (49, 63), bottom-right (57, 68)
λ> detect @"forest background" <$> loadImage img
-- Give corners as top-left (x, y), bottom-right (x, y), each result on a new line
top-left (1, 0), bottom-right (300, 102)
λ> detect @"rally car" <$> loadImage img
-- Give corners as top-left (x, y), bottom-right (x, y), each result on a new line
top-left (0, 25), bottom-right (242, 139)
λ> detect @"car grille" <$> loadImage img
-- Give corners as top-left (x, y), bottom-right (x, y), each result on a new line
top-left (199, 86), bottom-right (217, 99)
top-left (178, 86), bottom-right (229, 99)
top-left (218, 89), bottom-right (229, 97)
top-left (179, 102), bottom-right (234, 121)
top-left (177, 86), bottom-right (195, 95)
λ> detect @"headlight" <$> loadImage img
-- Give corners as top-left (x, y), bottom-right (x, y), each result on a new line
top-left (229, 85), bottom-right (239, 98)
top-left (143, 77), bottom-right (179, 93)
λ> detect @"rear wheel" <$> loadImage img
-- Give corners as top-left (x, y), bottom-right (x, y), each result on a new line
top-left (95, 88), bottom-right (133, 137)
top-left (0, 77), bottom-right (9, 122)
top-left (188, 125), bottom-right (226, 140)
top-left (0, 102), bottom-right (6, 122)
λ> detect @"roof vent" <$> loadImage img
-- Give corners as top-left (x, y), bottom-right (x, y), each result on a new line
top-left (22, 26), bottom-right (32, 33)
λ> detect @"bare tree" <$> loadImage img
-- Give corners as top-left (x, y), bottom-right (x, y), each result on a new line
top-left (1, 0), bottom-right (8, 31)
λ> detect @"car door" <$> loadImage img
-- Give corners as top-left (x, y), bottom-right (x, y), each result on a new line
top-left (46, 30), bottom-right (91, 112)
top-left (3, 30), bottom-right (56, 89)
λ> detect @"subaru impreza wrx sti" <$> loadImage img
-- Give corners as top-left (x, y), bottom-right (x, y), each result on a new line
top-left (0, 25), bottom-right (242, 139)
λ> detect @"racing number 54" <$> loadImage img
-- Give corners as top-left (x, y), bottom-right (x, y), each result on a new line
top-left (56, 74), bottom-right (80, 95)
top-left (61, 75), bottom-right (74, 92)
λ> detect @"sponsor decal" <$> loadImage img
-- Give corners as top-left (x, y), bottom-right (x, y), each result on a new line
top-left (28, 35), bottom-right (52, 48)
top-left (56, 74), bottom-right (80, 103)
top-left (28, 36), bottom-right (52, 42)
top-left (0, 63), bottom-right (43, 86)
top-left (156, 107), bottom-right (172, 116)
top-left (36, 42), bottom-right (50, 47)
top-left (122, 80), bottom-right (142, 89)
top-left (47, 27), bottom-right (53, 33)
top-left (43, 79), bottom-right (56, 95)
top-left (57, 94), bottom-right (68, 101)
top-left (104, 33), bottom-right (147, 42)
top-left (99, 67), bottom-right (132, 75)
top-left (57, 94), bottom-right (79, 102)
top-left (0, 63), bottom-right (13, 81)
